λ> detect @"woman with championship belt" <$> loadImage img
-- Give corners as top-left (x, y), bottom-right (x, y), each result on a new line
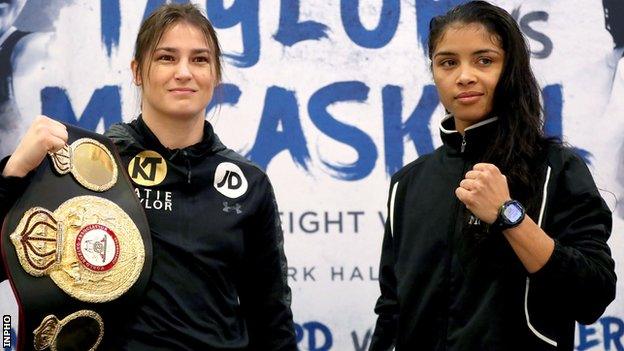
top-left (0, 4), bottom-right (297, 350)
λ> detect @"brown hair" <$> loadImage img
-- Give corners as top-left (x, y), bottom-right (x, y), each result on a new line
top-left (133, 3), bottom-right (222, 84)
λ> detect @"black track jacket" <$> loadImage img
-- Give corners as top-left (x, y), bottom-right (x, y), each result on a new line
top-left (370, 116), bottom-right (616, 351)
top-left (104, 117), bottom-right (296, 350)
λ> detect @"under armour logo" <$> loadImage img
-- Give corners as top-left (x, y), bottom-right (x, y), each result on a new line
top-left (222, 202), bottom-right (242, 214)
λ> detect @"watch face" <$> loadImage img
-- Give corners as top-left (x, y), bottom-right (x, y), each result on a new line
top-left (503, 203), bottom-right (523, 223)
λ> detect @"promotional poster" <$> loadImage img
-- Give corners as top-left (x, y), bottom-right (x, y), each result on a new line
top-left (0, 0), bottom-right (622, 350)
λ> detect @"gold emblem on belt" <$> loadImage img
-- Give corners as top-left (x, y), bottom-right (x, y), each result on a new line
top-left (33, 310), bottom-right (104, 351)
top-left (49, 138), bottom-right (118, 192)
top-left (10, 196), bottom-right (145, 302)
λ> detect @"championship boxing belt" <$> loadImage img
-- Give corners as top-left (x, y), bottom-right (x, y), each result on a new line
top-left (1, 124), bottom-right (152, 351)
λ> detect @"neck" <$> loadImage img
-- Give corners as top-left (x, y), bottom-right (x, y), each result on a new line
top-left (450, 115), bottom-right (498, 136)
top-left (142, 110), bottom-right (205, 149)
top-left (454, 118), bottom-right (470, 135)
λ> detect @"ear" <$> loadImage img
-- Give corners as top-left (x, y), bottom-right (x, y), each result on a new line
top-left (131, 60), bottom-right (141, 86)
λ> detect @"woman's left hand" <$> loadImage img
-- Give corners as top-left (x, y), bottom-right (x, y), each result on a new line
top-left (455, 163), bottom-right (511, 224)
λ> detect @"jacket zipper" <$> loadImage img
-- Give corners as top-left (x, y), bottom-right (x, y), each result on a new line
top-left (181, 150), bottom-right (192, 184)
top-left (461, 135), bottom-right (466, 153)
top-left (445, 138), bottom-right (470, 348)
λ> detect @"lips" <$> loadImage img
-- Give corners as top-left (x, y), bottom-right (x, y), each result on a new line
top-left (168, 88), bottom-right (197, 97)
top-left (455, 91), bottom-right (484, 104)
top-left (455, 91), bottom-right (483, 99)
top-left (169, 88), bottom-right (196, 93)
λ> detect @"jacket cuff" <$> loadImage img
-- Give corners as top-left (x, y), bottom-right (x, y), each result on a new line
top-left (529, 238), bottom-right (564, 280)
top-left (0, 155), bottom-right (30, 208)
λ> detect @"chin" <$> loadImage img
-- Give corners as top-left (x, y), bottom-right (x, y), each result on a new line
top-left (454, 108), bottom-right (491, 121)
top-left (454, 114), bottom-right (488, 124)
top-left (172, 111), bottom-right (205, 120)
top-left (167, 103), bottom-right (205, 117)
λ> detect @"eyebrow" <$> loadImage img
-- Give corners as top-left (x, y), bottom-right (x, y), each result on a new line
top-left (154, 47), bottom-right (212, 54)
top-left (433, 49), bottom-right (501, 58)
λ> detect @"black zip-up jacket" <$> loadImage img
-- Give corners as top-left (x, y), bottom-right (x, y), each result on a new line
top-left (370, 116), bottom-right (616, 351)
top-left (0, 117), bottom-right (297, 350)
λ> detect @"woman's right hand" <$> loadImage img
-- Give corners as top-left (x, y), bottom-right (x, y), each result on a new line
top-left (2, 116), bottom-right (68, 178)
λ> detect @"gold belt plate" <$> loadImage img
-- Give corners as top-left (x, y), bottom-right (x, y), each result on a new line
top-left (33, 310), bottom-right (104, 351)
top-left (10, 196), bottom-right (145, 303)
top-left (49, 138), bottom-right (118, 192)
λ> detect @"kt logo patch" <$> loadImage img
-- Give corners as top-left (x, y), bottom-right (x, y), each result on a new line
top-left (128, 150), bottom-right (167, 186)
top-left (214, 162), bottom-right (248, 198)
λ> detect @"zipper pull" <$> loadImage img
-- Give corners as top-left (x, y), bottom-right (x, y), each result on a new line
top-left (181, 150), bottom-right (191, 184)
top-left (461, 136), bottom-right (466, 153)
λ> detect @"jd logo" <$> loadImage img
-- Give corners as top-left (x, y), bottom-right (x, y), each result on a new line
top-left (128, 151), bottom-right (167, 186)
top-left (217, 171), bottom-right (242, 189)
top-left (214, 162), bottom-right (248, 198)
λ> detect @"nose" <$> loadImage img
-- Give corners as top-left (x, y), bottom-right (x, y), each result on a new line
top-left (174, 60), bottom-right (192, 81)
top-left (456, 65), bottom-right (477, 86)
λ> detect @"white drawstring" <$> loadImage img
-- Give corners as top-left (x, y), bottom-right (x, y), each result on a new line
top-left (524, 166), bottom-right (557, 347)
top-left (389, 182), bottom-right (399, 237)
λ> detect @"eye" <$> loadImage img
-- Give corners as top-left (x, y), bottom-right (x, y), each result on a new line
top-left (192, 56), bottom-right (210, 64)
top-left (438, 59), bottom-right (456, 68)
top-left (157, 55), bottom-right (175, 62)
top-left (477, 57), bottom-right (493, 66)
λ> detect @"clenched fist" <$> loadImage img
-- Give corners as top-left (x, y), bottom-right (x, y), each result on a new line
top-left (455, 163), bottom-right (511, 224)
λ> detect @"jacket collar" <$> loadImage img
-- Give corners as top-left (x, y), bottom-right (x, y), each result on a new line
top-left (130, 115), bottom-right (226, 164)
top-left (439, 114), bottom-right (499, 156)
